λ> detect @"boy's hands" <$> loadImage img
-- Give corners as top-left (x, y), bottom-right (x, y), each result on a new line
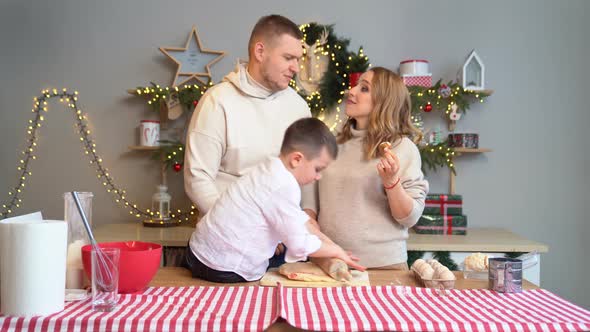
top-left (274, 243), bottom-right (285, 255)
top-left (304, 218), bottom-right (366, 272)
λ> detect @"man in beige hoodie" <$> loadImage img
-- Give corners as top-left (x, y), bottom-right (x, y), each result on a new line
top-left (184, 14), bottom-right (310, 216)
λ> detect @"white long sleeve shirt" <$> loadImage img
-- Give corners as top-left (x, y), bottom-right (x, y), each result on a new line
top-left (184, 62), bottom-right (311, 214)
top-left (189, 157), bottom-right (321, 281)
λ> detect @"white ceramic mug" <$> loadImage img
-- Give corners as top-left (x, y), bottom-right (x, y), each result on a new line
top-left (140, 120), bottom-right (160, 146)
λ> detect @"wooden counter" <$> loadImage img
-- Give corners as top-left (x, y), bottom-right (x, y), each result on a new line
top-left (94, 223), bottom-right (193, 247)
top-left (150, 267), bottom-right (539, 290)
top-left (408, 227), bottom-right (548, 252)
top-left (95, 223), bottom-right (548, 253)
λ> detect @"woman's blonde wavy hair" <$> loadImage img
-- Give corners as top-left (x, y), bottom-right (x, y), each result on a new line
top-left (337, 66), bottom-right (422, 160)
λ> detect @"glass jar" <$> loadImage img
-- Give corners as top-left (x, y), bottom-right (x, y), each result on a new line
top-left (151, 185), bottom-right (171, 220)
top-left (63, 192), bottom-right (93, 289)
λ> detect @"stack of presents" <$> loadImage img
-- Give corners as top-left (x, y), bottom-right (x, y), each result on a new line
top-left (414, 194), bottom-right (467, 235)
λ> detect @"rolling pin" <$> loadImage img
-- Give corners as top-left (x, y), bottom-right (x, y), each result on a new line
top-left (313, 258), bottom-right (352, 282)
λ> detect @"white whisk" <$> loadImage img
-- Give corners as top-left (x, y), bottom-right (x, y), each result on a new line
top-left (71, 191), bottom-right (117, 292)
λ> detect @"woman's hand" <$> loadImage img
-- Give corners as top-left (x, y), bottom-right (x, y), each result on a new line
top-left (376, 146), bottom-right (400, 187)
top-left (335, 249), bottom-right (366, 272)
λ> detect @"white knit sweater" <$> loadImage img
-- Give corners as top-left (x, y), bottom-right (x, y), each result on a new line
top-left (301, 127), bottom-right (429, 267)
top-left (184, 62), bottom-right (310, 214)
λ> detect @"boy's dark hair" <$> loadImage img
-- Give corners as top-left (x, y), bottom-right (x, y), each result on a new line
top-left (280, 118), bottom-right (338, 160)
top-left (248, 15), bottom-right (303, 55)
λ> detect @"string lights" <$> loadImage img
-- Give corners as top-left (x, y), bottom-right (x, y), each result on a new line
top-left (137, 82), bottom-right (213, 111)
top-left (290, 23), bottom-right (368, 120)
top-left (408, 80), bottom-right (490, 120)
top-left (0, 88), bottom-right (197, 224)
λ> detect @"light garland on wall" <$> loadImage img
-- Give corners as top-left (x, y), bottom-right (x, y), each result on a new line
top-left (137, 82), bottom-right (212, 111)
top-left (290, 23), bottom-right (370, 121)
top-left (0, 88), bottom-right (197, 223)
top-left (408, 80), bottom-right (490, 119)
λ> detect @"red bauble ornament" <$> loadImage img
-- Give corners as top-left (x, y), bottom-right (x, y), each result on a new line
top-left (424, 104), bottom-right (433, 112)
top-left (173, 163), bottom-right (182, 172)
top-left (349, 72), bottom-right (362, 88)
top-left (192, 100), bottom-right (198, 107)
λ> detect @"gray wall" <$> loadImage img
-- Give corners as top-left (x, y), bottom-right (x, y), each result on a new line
top-left (1, 0), bottom-right (588, 308)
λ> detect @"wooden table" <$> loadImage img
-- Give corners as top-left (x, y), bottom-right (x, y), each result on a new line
top-left (150, 267), bottom-right (539, 290)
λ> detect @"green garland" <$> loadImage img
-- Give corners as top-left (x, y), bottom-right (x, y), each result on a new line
top-left (432, 251), bottom-right (459, 271)
top-left (408, 79), bottom-right (490, 120)
top-left (134, 82), bottom-right (211, 113)
top-left (152, 140), bottom-right (184, 169)
top-left (407, 250), bottom-right (425, 267)
top-left (292, 23), bottom-right (369, 117)
top-left (347, 46), bottom-right (370, 73)
top-left (133, 83), bottom-right (210, 170)
top-left (413, 80), bottom-right (490, 173)
top-left (419, 141), bottom-right (456, 175)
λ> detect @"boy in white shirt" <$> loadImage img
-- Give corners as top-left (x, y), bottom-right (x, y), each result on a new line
top-left (185, 118), bottom-right (366, 282)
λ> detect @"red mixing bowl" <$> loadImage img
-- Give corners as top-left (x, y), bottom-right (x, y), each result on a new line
top-left (82, 241), bottom-right (162, 294)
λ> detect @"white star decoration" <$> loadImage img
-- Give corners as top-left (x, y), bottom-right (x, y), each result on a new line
top-left (159, 26), bottom-right (226, 87)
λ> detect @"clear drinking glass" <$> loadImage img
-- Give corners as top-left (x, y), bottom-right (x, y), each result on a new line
top-left (91, 247), bottom-right (120, 312)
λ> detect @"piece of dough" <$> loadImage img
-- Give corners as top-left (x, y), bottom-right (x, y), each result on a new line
top-left (278, 262), bottom-right (337, 282)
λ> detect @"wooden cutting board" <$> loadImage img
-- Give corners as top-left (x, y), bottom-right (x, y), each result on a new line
top-left (259, 268), bottom-right (370, 287)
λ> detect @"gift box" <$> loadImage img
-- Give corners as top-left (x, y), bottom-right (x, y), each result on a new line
top-left (399, 59), bottom-right (430, 76)
top-left (402, 74), bottom-right (432, 87)
top-left (414, 214), bottom-right (467, 235)
top-left (424, 194), bottom-right (463, 216)
top-left (448, 133), bottom-right (479, 148)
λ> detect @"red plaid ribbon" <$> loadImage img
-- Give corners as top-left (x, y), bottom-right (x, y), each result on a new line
top-left (444, 215), bottom-right (452, 234)
top-left (414, 224), bottom-right (466, 234)
top-left (425, 194), bottom-right (462, 218)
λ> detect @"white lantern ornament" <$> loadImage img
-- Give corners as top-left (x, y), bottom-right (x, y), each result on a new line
top-left (151, 185), bottom-right (171, 221)
top-left (460, 50), bottom-right (485, 91)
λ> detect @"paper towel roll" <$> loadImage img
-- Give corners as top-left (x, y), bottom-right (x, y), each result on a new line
top-left (0, 211), bottom-right (43, 311)
top-left (0, 219), bottom-right (67, 317)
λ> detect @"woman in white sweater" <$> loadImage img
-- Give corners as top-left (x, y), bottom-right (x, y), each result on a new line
top-left (302, 67), bottom-right (429, 269)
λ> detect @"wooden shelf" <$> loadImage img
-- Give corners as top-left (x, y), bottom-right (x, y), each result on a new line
top-left (453, 147), bottom-right (492, 154)
top-left (128, 145), bottom-right (159, 151)
top-left (470, 89), bottom-right (494, 95)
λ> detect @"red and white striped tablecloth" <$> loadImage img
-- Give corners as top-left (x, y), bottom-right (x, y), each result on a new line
top-left (279, 285), bottom-right (590, 332)
top-left (0, 286), bottom-right (277, 332)
top-left (1, 285), bottom-right (589, 332)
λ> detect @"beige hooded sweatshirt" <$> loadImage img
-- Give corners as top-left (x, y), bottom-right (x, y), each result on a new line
top-left (184, 62), bottom-right (311, 214)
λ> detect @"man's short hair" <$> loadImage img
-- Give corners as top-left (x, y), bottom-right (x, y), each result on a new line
top-left (248, 15), bottom-right (303, 56)
top-left (280, 118), bottom-right (338, 160)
